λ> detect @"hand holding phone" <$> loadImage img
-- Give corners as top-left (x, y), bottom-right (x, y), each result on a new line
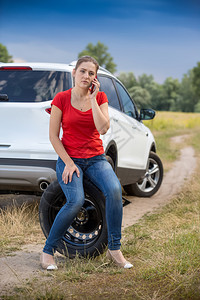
top-left (90, 76), bottom-right (97, 94)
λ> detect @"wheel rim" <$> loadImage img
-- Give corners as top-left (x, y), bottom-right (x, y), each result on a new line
top-left (49, 192), bottom-right (103, 248)
top-left (136, 157), bottom-right (160, 193)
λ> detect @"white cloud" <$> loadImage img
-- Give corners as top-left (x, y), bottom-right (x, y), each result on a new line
top-left (7, 41), bottom-right (76, 64)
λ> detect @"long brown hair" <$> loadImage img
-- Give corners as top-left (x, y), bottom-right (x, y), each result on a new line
top-left (75, 56), bottom-right (99, 73)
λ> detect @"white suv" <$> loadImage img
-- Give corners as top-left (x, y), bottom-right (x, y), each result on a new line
top-left (0, 62), bottom-right (163, 197)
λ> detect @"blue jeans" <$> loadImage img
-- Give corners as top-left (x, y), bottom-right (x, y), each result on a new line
top-left (43, 154), bottom-right (123, 255)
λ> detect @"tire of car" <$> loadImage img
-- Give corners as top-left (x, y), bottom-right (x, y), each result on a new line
top-left (105, 155), bottom-right (115, 170)
top-left (123, 151), bottom-right (163, 197)
top-left (39, 179), bottom-right (108, 258)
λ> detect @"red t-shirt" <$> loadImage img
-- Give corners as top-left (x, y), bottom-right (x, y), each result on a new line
top-left (51, 88), bottom-right (109, 158)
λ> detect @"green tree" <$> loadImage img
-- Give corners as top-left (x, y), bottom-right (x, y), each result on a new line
top-left (117, 72), bottom-right (137, 90)
top-left (161, 77), bottom-right (180, 111)
top-left (117, 72), bottom-right (159, 109)
top-left (176, 70), bottom-right (197, 112)
top-left (194, 101), bottom-right (200, 112)
top-left (129, 86), bottom-right (151, 109)
top-left (78, 41), bottom-right (117, 73)
top-left (138, 74), bottom-right (154, 90)
top-left (116, 69), bottom-right (200, 112)
top-left (138, 74), bottom-right (159, 108)
top-left (192, 62), bottom-right (200, 100)
top-left (148, 83), bottom-right (164, 111)
top-left (0, 43), bottom-right (13, 62)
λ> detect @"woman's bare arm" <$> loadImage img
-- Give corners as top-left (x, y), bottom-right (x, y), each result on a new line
top-left (49, 105), bottom-right (80, 183)
top-left (90, 100), bottom-right (110, 135)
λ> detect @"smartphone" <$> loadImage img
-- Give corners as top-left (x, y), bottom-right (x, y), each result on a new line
top-left (90, 76), bottom-right (97, 93)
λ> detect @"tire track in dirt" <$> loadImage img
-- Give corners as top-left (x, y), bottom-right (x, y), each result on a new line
top-left (122, 135), bottom-right (196, 228)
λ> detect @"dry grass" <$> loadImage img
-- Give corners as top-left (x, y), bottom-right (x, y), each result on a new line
top-left (0, 202), bottom-right (45, 255)
top-left (17, 153), bottom-right (199, 300)
top-left (144, 111), bottom-right (200, 171)
top-left (4, 166), bottom-right (200, 299)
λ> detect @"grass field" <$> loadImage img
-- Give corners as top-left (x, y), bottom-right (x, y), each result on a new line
top-left (144, 111), bottom-right (200, 131)
top-left (144, 111), bottom-right (200, 171)
top-left (1, 111), bottom-right (200, 299)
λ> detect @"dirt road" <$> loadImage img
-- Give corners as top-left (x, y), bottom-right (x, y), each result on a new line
top-left (122, 136), bottom-right (196, 228)
top-left (0, 135), bottom-right (197, 294)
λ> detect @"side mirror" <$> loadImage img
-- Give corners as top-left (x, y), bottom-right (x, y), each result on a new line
top-left (140, 108), bottom-right (155, 121)
top-left (0, 94), bottom-right (9, 101)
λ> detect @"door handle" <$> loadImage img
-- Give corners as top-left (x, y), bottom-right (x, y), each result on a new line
top-left (0, 144), bottom-right (11, 148)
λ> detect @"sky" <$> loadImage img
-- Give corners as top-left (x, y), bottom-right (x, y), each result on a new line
top-left (0, 0), bottom-right (200, 83)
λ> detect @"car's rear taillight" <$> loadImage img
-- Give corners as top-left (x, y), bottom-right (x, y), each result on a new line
top-left (0, 66), bottom-right (32, 70)
top-left (45, 108), bottom-right (51, 114)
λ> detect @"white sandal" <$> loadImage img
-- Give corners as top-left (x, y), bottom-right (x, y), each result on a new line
top-left (106, 249), bottom-right (133, 269)
top-left (40, 253), bottom-right (58, 270)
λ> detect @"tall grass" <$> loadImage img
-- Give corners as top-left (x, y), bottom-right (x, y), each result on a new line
top-left (4, 166), bottom-right (200, 299)
top-left (123, 177), bottom-right (200, 299)
top-left (144, 111), bottom-right (200, 131)
top-left (0, 202), bottom-right (44, 255)
top-left (144, 111), bottom-right (200, 170)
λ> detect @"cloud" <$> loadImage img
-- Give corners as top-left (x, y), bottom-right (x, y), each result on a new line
top-left (7, 41), bottom-right (75, 63)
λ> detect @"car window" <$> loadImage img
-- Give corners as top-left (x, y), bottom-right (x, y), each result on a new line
top-left (98, 76), bottom-right (121, 111)
top-left (0, 70), bottom-right (70, 102)
top-left (115, 80), bottom-right (137, 118)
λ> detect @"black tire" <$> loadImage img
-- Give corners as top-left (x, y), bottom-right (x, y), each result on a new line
top-left (123, 151), bottom-right (163, 197)
top-left (39, 178), bottom-right (107, 258)
top-left (105, 155), bottom-right (115, 170)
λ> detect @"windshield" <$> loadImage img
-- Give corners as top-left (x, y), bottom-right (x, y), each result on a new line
top-left (0, 70), bottom-right (70, 102)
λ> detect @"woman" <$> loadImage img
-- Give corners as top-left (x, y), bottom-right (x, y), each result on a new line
top-left (40, 56), bottom-right (133, 270)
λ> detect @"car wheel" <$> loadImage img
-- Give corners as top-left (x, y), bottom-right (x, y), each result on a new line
top-left (123, 152), bottom-right (163, 197)
top-left (39, 179), bottom-right (107, 258)
top-left (106, 155), bottom-right (114, 170)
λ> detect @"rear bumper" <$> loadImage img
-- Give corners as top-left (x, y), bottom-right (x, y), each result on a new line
top-left (0, 159), bottom-right (57, 192)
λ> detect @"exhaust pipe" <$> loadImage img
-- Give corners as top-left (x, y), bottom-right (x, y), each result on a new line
top-left (39, 181), bottom-right (49, 191)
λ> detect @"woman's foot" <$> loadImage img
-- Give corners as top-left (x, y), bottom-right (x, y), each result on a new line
top-left (106, 249), bottom-right (133, 269)
top-left (40, 252), bottom-right (58, 270)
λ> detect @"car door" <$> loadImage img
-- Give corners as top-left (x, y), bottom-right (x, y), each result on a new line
top-left (114, 80), bottom-right (150, 170)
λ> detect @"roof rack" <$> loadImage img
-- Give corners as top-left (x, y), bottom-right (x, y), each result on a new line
top-left (69, 61), bottom-right (113, 75)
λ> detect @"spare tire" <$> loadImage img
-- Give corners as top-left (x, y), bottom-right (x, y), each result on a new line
top-left (39, 178), bottom-right (107, 258)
